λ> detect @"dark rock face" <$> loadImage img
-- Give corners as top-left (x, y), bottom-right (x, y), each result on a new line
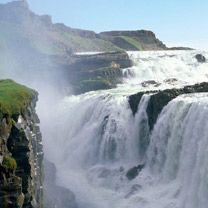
top-left (128, 93), bottom-right (144, 116)
top-left (129, 82), bottom-right (208, 130)
top-left (0, 95), bottom-right (43, 208)
top-left (126, 164), bottom-right (145, 180)
top-left (44, 160), bottom-right (77, 208)
top-left (195, 54), bottom-right (206, 63)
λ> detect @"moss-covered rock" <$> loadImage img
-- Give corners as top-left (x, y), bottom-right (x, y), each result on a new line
top-left (2, 155), bottom-right (17, 173)
top-left (0, 79), bottom-right (37, 115)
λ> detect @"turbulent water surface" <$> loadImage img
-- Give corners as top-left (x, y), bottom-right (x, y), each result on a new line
top-left (41, 50), bottom-right (208, 208)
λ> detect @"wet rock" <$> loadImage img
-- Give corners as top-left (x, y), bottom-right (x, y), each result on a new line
top-left (141, 80), bottom-right (160, 87)
top-left (126, 164), bottom-right (145, 180)
top-left (164, 78), bottom-right (178, 84)
top-left (195, 54), bottom-right (206, 63)
top-left (129, 82), bottom-right (208, 130)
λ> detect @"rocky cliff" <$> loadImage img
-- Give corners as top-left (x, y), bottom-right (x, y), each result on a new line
top-left (58, 51), bottom-right (133, 94)
top-left (0, 79), bottom-right (43, 208)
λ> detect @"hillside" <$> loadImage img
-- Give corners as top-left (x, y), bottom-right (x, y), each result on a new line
top-left (99, 30), bottom-right (167, 50)
top-left (0, 1), bottom-right (167, 56)
top-left (0, 1), bottom-right (184, 94)
top-left (0, 1), bottom-right (120, 56)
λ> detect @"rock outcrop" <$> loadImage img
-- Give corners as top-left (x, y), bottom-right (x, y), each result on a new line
top-left (195, 54), bottom-right (206, 63)
top-left (0, 79), bottom-right (43, 208)
top-left (126, 164), bottom-right (145, 180)
top-left (129, 82), bottom-right (208, 130)
top-left (60, 51), bottom-right (133, 94)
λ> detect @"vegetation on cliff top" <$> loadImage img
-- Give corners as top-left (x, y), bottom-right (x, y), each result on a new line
top-left (0, 79), bottom-right (36, 115)
top-left (2, 155), bottom-right (17, 172)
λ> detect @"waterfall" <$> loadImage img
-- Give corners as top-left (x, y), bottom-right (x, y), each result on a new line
top-left (146, 93), bottom-right (208, 208)
top-left (40, 50), bottom-right (208, 208)
top-left (42, 92), bottom-right (150, 208)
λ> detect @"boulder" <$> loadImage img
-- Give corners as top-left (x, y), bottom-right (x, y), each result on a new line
top-left (195, 54), bottom-right (206, 63)
top-left (141, 80), bottom-right (160, 87)
top-left (126, 164), bottom-right (145, 180)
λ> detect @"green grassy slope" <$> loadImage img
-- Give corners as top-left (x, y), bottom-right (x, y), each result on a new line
top-left (120, 36), bottom-right (144, 50)
top-left (0, 79), bottom-right (36, 115)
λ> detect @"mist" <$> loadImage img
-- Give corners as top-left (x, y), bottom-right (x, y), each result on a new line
top-left (0, 9), bottom-right (76, 206)
top-left (1, 1), bottom-right (208, 208)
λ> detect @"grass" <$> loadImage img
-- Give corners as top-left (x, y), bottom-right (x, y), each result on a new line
top-left (120, 36), bottom-right (144, 50)
top-left (0, 79), bottom-right (36, 115)
top-left (2, 155), bottom-right (17, 171)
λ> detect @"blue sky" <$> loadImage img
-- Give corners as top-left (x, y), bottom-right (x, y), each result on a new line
top-left (1, 0), bottom-right (208, 50)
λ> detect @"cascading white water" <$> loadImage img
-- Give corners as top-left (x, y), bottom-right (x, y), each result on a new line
top-left (42, 92), bottom-right (150, 208)
top-left (120, 50), bottom-right (208, 92)
top-left (41, 50), bottom-right (208, 208)
top-left (125, 93), bottom-right (208, 208)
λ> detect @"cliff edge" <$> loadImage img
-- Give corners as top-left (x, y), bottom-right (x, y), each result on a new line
top-left (0, 79), bottom-right (43, 208)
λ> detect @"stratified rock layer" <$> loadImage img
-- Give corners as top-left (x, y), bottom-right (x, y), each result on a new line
top-left (62, 51), bottom-right (133, 94)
